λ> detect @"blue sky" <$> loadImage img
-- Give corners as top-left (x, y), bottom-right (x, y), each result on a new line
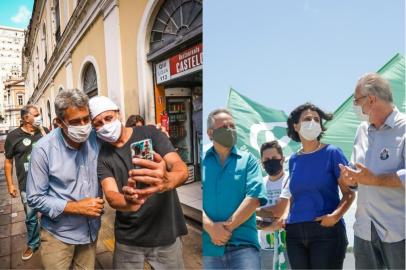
top-left (203, 0), bottom-right (404, 144)
top-left (0, 0), bottom-right (33, 29)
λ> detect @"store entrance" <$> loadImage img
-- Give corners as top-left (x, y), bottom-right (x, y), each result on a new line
top-left (161, 72), bottom-right (202, 183)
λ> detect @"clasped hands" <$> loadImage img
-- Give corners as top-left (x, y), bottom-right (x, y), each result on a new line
top-left (339, 162), bottom-right (377, 187)
top-left (206, 221), bottom-right (234, 246)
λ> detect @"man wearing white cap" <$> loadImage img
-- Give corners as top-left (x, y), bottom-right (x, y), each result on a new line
top-left (89, 96), bottom-right (189, 269)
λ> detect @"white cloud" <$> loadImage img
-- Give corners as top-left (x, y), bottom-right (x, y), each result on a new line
top-left (11, 5), bottom-right (31, 24)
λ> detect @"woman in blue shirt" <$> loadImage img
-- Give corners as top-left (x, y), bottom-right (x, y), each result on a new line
top-left (283, 103), bottom-right (355, 269)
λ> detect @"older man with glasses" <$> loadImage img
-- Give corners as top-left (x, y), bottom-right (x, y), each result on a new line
top-left (340, 73), bottom-right (405, 269)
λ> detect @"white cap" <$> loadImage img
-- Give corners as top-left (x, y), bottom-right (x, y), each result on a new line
top-left (89, 96), bottom-right (119, 119)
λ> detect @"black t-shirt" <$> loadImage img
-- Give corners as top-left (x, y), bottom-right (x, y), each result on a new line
top-left (97, 126), bottom-right (188, 247)
top-left (4, 127), bottom-right (49, 191)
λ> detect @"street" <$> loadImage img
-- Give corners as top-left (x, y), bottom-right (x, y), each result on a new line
top-left (0, 154), bottom-right (202, 269)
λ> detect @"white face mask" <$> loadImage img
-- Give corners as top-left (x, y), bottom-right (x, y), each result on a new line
top-left (63, 122), bottom-right (92, 143)
top-left (353, 104), bottom-right (369, 122)
top-left (299, 120), bottom-right (322, 141)
top-left (33, 116), bottom-right (42, 127)
top-left (96, 119), bottom-right (122, 143)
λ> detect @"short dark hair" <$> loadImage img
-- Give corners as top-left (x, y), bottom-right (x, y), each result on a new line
top-left (125, 114), bottom-right (145, 127)
top-left (287, 103), bottom-right (333, 142)
top-left (20, 105), bottom-right (37, 120)
top-left (260, 140), bottom-right (283, 158)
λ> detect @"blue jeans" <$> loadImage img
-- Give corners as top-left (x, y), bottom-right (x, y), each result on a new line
top-left (20, 191), bottom-right (40, 250)
top-left (203, 246), bottom-right (260, 270)
top-left (285, 221), bottom-right (347, 269)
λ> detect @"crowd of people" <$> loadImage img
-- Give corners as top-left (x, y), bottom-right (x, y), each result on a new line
top-left (202, 72), bottom-right (405, 269)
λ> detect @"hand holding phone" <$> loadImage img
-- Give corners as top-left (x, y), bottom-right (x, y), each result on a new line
top-left (131, 139), bottom-right (154, 165)
top-left (128, 151), bottom-right (171, 196)
top-left (130, 139), bottom-right (154, 189)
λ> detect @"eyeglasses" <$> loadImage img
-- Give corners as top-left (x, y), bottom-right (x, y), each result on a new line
top-left (353, 95), bottom-right (367, 105)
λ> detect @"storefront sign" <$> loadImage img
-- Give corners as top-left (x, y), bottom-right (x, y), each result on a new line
top-left (155, 43), bottom-right (203, 84)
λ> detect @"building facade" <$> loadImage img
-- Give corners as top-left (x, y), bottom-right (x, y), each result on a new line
top-left (23, 0), bottom-right (202, 182)
top-left (3, 78), bottom-right (25, 131)
top-left (0, 26), bottom-right (25, 132)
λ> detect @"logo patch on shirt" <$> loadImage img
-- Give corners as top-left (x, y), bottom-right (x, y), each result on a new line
top-left (22, 138), bottom-right (31, 146)
top-left (380, 148), bottom-right (389, 160)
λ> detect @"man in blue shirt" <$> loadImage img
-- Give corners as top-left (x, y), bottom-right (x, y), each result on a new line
top-left (26, 89), bottom-right (103, 269)
top-left (203, 108), bottom-right (267, 269)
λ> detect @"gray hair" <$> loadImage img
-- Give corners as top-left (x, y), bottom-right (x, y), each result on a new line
top-left (357, 73), bottom-right (393, 103)
top-left (20, 104), bottom-right (37, 119)
top-left (54, 88), bottom-right (89, 120)
top-left (207, 108), bottom-right (233, 129)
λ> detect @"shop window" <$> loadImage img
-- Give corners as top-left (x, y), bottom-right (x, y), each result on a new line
top-left (82, 63), bottom-right (98, 98)
top-left (150, 0), bottom-right (202, 52)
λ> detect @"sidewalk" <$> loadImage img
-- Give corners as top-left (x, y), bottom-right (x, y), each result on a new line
top-left (0, 154), bottom-right (201, 269)
top-left (0, 168), bottom-right (116, 269)
top-left (0, 155), bottom-right (43, 269)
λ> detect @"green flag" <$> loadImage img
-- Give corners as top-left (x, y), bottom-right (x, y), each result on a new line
top-left (227, 89), bottom-right (293, 270)
top-left (227, 88), bottom-right (301, 160)
top-left (322, 53), bottom-right (405, 159)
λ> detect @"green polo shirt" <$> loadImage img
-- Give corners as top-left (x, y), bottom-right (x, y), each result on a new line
top-left (202, 146), bottom-right (267, 256)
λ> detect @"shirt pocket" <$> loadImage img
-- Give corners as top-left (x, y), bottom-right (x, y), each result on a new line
top-left (222, 169), bottom-right (246, 197)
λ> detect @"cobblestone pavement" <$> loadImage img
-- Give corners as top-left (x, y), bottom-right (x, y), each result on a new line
top-left (0, 154), bottom-right (202, 269)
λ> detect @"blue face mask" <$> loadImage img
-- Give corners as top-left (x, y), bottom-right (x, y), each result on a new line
top-left (33, 116), bottom-right (42, 127)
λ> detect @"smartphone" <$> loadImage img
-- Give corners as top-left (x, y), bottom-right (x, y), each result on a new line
top-left (131, 139), bottom-right (154, 161)
top-left (130, 139), bottom-right (154, 189)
